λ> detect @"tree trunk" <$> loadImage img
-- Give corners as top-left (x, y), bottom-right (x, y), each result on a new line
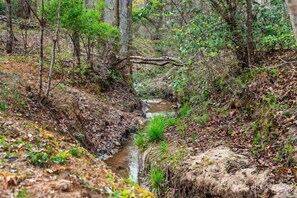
top-left (119, 0), bottom-right (133, 82)
top-left (286, 0), bottom-right (297, 42)
top-left (104, 0), bottom-right (116, 25)
top-left (38, 0), bottom-right (45, 98)
top-left (246, 0), bottom-right (254, 67)
top-left (6, 0), bottom-right (13, 54)
top-left (115, 0), bottom-right (120, 27)
top-left (45, 0), bottom-right (61, 102)
top-left (18, 0), bottom-right (31, 19)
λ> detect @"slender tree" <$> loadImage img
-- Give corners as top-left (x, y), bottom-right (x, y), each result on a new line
top-left (45, 0), bottom-right (61, 101)
top-left (6, 0), bottom-right (13, 54)
top-left (286, 0), bottom-right (297, 42)
top-left (119, 0), bottom-right (133, 81)
top-left (39, 0), bottom-right (45, 98)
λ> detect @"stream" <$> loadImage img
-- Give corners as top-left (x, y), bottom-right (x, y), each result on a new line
top-left (105, 99), bottom-right (176, 183)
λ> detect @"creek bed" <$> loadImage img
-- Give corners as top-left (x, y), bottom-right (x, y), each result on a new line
top-left (105, 99), bottom-right (176, 183)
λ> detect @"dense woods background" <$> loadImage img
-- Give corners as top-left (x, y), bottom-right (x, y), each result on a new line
top-left (0, 0), bottom-right (297, 197)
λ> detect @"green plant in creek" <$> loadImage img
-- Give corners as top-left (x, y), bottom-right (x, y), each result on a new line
top-left (146, 115), bottom-right (167, 142)
top-left (134, 133), bottom-right (148, 150)
top-left (149, 167), bottom-right (165, 195)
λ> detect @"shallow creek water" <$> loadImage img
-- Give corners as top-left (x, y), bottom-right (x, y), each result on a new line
top-left (105, 99), bottom-right (176, 183)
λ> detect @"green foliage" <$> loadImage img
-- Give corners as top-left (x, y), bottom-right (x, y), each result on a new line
top-left (16, 189), bottom-right (31, 198)
top-left (133, 0), bottom-right (165, 22)
top-left (45, 0), bottom-right (119, 42)
top-left (52, 151), bottom-right (68, 164)
top-left (134, 133), bottom-right (148, 150)
top-left (149, 167), bottom-right (165, 194)
top-left (69, 147), bottom-right (84, 158)
top-left (146, 115), bottom-right (167, 142)
top-left (252, 131), bottom-right (262, 146)
top-left (276, 144), bottom-right (295, 167)
top-left (0, 102), bottom-right (6, 112)
top-left (160, 141), bottom-right (168, 153)
top-left (179, 103), bottom-right (191, 117)
top-left (58, 83), bottom-right (66, 90)
top-left (26, 151), bottom-right (51, 167)
top-left (254, 2), bottom-right (296, 50)
top-left (194, 113), bottom-right (209, 124)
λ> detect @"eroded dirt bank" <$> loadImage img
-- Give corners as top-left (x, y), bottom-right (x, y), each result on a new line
top-left (142, 144), bottom-right (297, 198)
top-left (0, 57), bottom-right (154, 197)
top-left (0, 58), bottom-right (143, 158)
top-left (139, 52), bottom-right (297, 198)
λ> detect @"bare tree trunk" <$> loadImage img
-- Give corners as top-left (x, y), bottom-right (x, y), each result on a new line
top-left (45, 0), bottom-right (61, 102)
top-left (6, 0), bottom-right (13, 54)
top-left (119, 0), bottom-right (133, 81)
top-left (286, 0), bottom-right (297, 42)
top-left (18, 0), bottom-right (31, 19)
top-left (246, 0), bottom-right (254, 67)
top-left (115, 0), bottom-right (120, 27)
top-left (38, 0), bottom-right (45, 98)
top-left (104, 0), bottom-right (116, 25)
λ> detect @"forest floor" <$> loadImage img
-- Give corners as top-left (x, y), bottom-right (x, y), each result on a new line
top-left (0, 56), bottom-right (154, 197)
top-left (140, 51), bottom-right (297, 197)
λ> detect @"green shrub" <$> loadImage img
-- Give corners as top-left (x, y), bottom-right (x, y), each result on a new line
top-left (149, 167), bottom-right (165, 194)
top-left (134, 133), bottom-right (148, 150)
top-left (147, 115), bottom-right (167, 142)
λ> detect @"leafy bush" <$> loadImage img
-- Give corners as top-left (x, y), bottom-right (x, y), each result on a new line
top-left (149, 167), bottom-right (165, 194)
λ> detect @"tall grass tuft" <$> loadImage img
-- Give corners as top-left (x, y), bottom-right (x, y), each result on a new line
top-left (134, 133), bottom-right (148, 150)
top-left (179, 102), bottom-right (191, 117)
top-left (147, 115), bottom-right (167, 142)
top-left (149, 167), bottom-right (165, 194)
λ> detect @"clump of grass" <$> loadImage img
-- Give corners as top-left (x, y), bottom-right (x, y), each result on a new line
top-left (147, 115), bottom-right (167, 142)
top-left (194, 113), bottom-right (209, 124)
top-left (134, 133), bottom-right (148, 150)
top-left (134, 115), bottom-right (177, 149)
top-left (160, 141), bottom-right (168, 153)
top-left (149, 167), bottom-right (165, 194)
top-left (179, 102), bottom-right (191, 117)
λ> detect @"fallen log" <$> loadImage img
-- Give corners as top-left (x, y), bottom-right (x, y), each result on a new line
top-left (115, 56), bottom-right (184, 69)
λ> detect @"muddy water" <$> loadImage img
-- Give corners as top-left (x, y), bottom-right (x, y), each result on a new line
top-left (105, 99), bottom-right (176, 183)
